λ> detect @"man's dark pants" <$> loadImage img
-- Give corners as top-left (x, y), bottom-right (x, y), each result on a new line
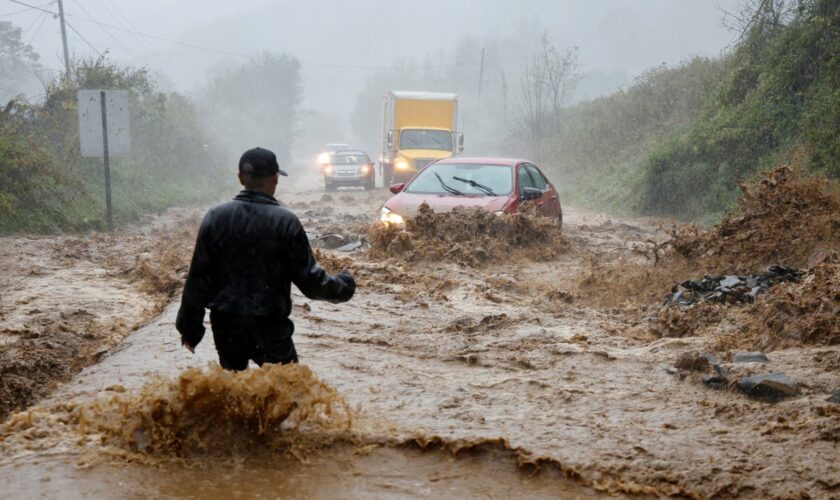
top-left (209, 310), bottom-right (298, 371)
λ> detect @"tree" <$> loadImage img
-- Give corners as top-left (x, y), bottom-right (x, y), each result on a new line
top-left (199, 52), bottom-right (302, 167)
top-left (0, 21), bottom-right (41, 103)
top-left (516, 32), bottom-right (579, 161)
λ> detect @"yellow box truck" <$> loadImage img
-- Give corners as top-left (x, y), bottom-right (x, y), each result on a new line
top-left (380, 91), bottom-right (463, 185)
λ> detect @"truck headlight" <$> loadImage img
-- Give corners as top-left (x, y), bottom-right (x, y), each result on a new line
top-left (379, 207), bottom-right (404, 225)
top-left (317, 152), bottom-right (330, 165)
top-left (324, 165), bottom-right (333, 174)
top-left (395, 158), bottom-right (410, 170)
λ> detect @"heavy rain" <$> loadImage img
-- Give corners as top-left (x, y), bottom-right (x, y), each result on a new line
top-left (1, 1), bottom-right (839, 498)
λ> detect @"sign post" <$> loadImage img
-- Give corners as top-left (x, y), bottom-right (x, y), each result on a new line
top-left (77, 90), bottom-right (130, 231)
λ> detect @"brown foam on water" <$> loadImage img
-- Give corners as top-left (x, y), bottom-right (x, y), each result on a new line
top-left (368, 203), bottom-right (568, 267)
top-left (1, 363), bottom-right (355, 465)
top-left (76, 363), bottom-right (354, 458)
top-left (0, 364), bottom-right (659, 497)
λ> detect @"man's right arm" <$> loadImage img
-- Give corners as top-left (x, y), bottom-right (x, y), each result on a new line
top-left (288, 216), bottom-right (355, 303)
top-left (176, 211), bottom-right (214, 348)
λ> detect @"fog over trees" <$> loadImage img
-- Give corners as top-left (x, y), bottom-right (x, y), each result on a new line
top-left (3, 1), bottom-right (739, 154)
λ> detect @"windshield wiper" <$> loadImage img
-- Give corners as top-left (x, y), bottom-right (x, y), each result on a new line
top-left (452, 176), bottom-right (497, 196)
top-left (435, 173), bottom-right (464, 195)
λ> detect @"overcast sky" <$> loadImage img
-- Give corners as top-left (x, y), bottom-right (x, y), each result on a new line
top-left (4, 0), bottom-right (740, 113)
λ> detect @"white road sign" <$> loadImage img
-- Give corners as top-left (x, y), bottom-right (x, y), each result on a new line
top-left (77, 90), bottom-right (131, 157)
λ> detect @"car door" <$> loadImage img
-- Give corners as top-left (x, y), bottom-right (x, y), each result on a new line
top-left (524, 164), bottom-right (561, 218)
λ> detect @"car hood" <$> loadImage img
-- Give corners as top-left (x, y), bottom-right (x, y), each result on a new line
top-left (385, 192), bottom-right (510, 217)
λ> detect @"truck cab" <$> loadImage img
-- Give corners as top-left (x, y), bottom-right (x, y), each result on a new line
top-left (381, 91), bottom-right (464, 185)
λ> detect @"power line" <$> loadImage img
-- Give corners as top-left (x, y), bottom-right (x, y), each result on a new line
top-left (64, 18), bottom-right (101, 56)
top-left (95, 0), bottom-right (157, 53)
top-left (70, 0), bottom-right (133, 55)
top-left (62, 12), bottom-right (417, 71)
top-left (0, 1), bottom-right (52, 17)
top-left (6, 0), bottom-right (54, 15)
top-left (7, 0), bottom-right (442, 73)
top-left (25, 10), bottom-right (48, 44)
top-left (19, 6), bottom-right (44, 35)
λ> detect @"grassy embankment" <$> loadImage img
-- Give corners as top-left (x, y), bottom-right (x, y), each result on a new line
top-left (0, 58), bottom-right (229, 234)
top-left (546, 0), bottom-right (840, 221)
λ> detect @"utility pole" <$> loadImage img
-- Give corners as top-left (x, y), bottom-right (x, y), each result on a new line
top-left (477, 46), bottom-right (486, 100)
top-left (57, 0), bottom-right (71, 78)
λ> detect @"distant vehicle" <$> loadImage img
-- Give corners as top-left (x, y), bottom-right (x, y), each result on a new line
top-left (317, 143), bottom-right (351, 168)
top-left (378, 157), bottom-right (562, 228)
top-left (380, 91), bottom-right (464, 186)
top-left (323, 149), bottom-right (375, 191)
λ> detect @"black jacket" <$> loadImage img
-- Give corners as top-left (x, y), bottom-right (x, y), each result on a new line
top-left (176, 190), bottom-right (355, 347)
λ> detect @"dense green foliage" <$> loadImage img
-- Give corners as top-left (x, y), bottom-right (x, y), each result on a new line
top-left (544, 0), bottom-right (840, 219)
top-left (543, 57), bottom-right (731, 216)
top-left (0, 57), bottom-right (229, 233)
top-left (638, 0), bottom-right (840, 217)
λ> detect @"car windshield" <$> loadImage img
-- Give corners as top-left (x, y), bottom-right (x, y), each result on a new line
top-left (406, 163), bottom-right (512, 196)
top-left (399, 129), bottom-right (452, 151)
top-left (331, 153), bottom-right (366, 165)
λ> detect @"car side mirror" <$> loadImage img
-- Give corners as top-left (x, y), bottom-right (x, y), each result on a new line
top-left (457, 133), bottom-right (464, 154)
top-left (389, 183), bottom-right (405, 194)
top-left (521, 187), bottom-right (543, 201)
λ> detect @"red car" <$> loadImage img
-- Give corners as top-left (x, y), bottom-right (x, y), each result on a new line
top-left (378, 157), bottom-right (562, 228)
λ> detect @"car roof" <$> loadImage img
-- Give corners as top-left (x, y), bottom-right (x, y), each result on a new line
top-left (433, 157), bottom-right (529, 167)
top-left (333, 150), bottom-right (367, 155)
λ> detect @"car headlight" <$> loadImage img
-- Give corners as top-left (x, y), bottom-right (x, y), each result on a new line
top-left (317, 152), bottom-right (330, 165)
top-left (395, 158), bottom-right (410, 170)
top-left (360, 164), bottom-right (370, 174)
top-left (379, 207), bottom-right (405, 225)
top-left (324, 165), bottom-right (333, 174)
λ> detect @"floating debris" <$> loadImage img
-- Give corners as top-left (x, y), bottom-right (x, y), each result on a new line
top-left (664, 266), bottom-right (803, 307)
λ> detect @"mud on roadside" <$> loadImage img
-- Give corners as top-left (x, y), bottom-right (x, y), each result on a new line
top-left (0, 210), bottom-right (200, 421)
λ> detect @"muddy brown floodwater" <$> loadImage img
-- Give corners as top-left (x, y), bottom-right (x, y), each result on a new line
top-left (1, 168), bottom-right (838, 498)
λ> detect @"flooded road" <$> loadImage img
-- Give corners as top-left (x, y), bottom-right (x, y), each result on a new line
top-left (1, 170), bottom-right (838, 498)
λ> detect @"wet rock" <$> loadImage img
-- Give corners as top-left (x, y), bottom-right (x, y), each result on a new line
top-left (702, 374), bottom-right (728, 389)
top-left (738, 372), bottom-right (798, 400)
top-left (732, 351), bottom-right (769, 363)
top-left (828, 390), bottom-right (840, 404)
top-left (335, 241), bottom-right (363, 252)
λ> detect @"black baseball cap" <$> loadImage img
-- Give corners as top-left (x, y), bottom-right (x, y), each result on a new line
top-left (239, 147), bottom-right (288, 177)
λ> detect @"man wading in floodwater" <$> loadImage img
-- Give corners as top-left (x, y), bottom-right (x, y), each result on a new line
top-left (176, 147), bottom-right (355, 369)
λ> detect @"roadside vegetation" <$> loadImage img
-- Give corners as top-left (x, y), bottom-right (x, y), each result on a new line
top-left (548, 0), bottom-right (840, 219)
top-left (0, 54), bottom-right (227, 233)
top-left (0, 21), bottom-right (302, 234)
